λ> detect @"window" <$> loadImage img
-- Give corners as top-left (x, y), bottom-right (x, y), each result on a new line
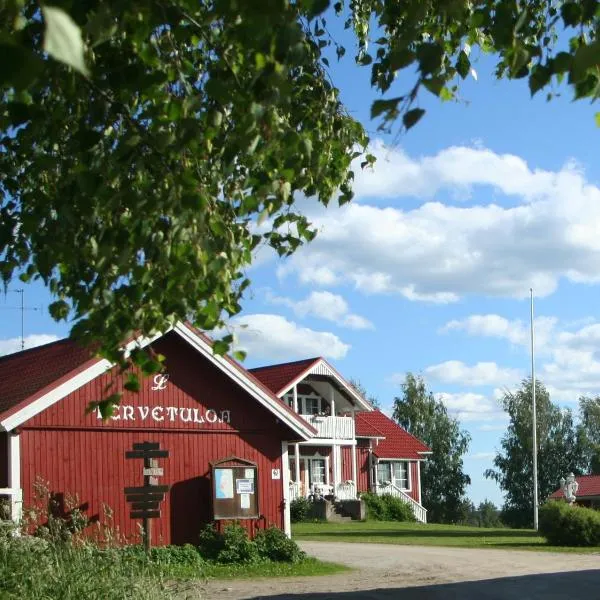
top-left (303, 396), bottom-right (320, 415)
top-left (377, 461), bottom-right (409, 489)
top-left (309, 459), bottom-right (326, 485)
top-left (283, 393), bottom-right (294, 410)
top-left (393, 462), bottom-right (409, 490)
top-left (377, 462), bottom-right (391, 486)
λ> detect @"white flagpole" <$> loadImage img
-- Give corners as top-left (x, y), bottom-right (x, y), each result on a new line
top-left (530, 288), bottom-right (539, 531)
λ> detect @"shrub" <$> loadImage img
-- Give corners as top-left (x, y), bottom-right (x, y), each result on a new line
top-left (290, 497), bottom-right (312, 523)
top-left (539, 501), bottom-right (600, 546)
top-left (123, 543), bottom-right (204, 568)
top-left (361, 492), bottom-right (416, 522)
top-left (254, 526), bottom-right (306, 563)
top-left (198, 523), bottom-right (259, 564)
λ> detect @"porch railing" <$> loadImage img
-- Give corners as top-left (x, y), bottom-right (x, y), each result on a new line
top-left (376, 482), bottom-right (427, 523)
top-left (300, 414), bottom-right (355, 439)
top-left (0, 487), bottom-right (22, 522)
top-left (335, 481), bottom-right (356, 500)
top-left (289, 482), bottom-right (301, 502)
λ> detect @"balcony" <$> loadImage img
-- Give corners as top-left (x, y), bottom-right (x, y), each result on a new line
top-left (300, 414), bottom-right (355, 439)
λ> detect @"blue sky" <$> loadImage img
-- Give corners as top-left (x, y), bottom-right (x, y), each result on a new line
top-left (2, 31), bottom-right (600, 507)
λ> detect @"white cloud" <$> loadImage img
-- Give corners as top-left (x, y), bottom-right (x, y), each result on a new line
top-left (435, 391), bottom-right (505, 422)
top-left (276, 141), bottom-right (600, 302)
top-left (0, 334), bottom-right (59, 356)
top-left (440, 314), bottom-right (557, 348)
top-left (468, 452), bottom-right (496, 460)
top-left (425, 361), bottom-right (523, 387)
top-left (266, 290), bottom-right (373, 330)
top-left (478, 424), bottom-right (508, 432)
top-left (221, 314), bottom-right (350, 361)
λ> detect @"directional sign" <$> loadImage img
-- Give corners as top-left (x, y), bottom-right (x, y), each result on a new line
top-left (130, 510), bottom-right (160, 519)
top-left (124, 485), bottom-right (169, 495)
top-left (125, 449), bottom-right (169, 459)
top-left (125, 494), bottom-right (165, 504)
top-left (143, 467), bottom-right (164, 477)
top-left (131, 501), bottom-right (160, 511)
top-left (132, 442), bottom-right (160, 451)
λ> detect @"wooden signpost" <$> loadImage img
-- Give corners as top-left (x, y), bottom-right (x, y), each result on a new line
top-left (125, 441), bottom-right (169, 551)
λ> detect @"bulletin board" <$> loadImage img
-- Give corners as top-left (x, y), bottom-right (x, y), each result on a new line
top-left (211, 457), bottom-right (259, 520)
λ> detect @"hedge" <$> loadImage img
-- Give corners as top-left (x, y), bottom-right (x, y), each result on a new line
top-left (539, 501), bottom-right (600, 546)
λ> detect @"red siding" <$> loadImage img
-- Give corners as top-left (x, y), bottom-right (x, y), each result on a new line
top-left (19, 332), bottom-right (293, 544)
top-left (0, 432), bottom-right (7, 487)
top-left (341, 446), bottom-right (352, 483)
top-left (409, 462), bottom-right (419, 502)
top-left (356, 446), bottom-right (370, 493)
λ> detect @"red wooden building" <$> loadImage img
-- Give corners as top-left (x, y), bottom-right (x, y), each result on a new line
top-left (0, 322), bottom-right (430, 545)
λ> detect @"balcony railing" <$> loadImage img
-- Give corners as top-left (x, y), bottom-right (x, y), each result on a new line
top-left (300, 414), bottom-right (355, 439)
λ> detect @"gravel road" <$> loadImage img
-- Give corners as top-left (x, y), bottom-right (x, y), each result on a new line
top-left (185, 541), bottom-right (600, 599)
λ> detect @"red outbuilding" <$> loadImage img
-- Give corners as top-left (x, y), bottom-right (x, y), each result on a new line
top-left (0, 323), bottom-right (430, 546)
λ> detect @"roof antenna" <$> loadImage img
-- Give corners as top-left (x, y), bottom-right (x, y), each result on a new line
top-left (2, 289), bottom-right (42, 351)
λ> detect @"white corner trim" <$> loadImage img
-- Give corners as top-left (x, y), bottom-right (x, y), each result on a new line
top-left (9, 433), bottom-right (22, 521)
top-left (281, 441), bottom-right (291, 538)
top-left (1, 359), bottom-right (113, 431)
top-left (173, 323), bottom-right (314, 440)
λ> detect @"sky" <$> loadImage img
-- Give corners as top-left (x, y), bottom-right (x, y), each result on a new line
top-left (2, 23), bottom-right (600, 507)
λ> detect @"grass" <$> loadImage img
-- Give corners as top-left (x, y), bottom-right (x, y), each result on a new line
top-left (202, 557), bottom-right (349, 579)
top-left (293, 520), bottom-right (600, 554)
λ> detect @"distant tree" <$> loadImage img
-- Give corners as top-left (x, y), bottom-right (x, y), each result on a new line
top-left (393, 373), bottom-right (471, 524)
top-left (577, 396), bottom-right (600, 475)
top-left (477, 500), bottom-right (502, 528)
top-left (485, 379), bottom-right (585, 528)
top-left (349, 378), bottom-right (380, 409)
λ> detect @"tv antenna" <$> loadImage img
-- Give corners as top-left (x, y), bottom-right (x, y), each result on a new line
top-left (1, 289), bottom-right (43, 351)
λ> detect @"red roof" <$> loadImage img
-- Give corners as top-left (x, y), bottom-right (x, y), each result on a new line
top-left (550, 475), bottom-right (600, 499)
top-left (355, 410), bottom-right (430, 459)
top-left (0, 338), bottom-right (97, 417)
top-left (249, 358), bottom-right (320, 395)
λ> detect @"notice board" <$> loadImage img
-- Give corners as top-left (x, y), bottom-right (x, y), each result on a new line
top-left (211, 457), bottom-right (259, 520)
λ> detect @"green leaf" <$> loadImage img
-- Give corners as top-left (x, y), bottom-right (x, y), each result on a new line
top-left (529, 64), bottom-right (552, 96)
top-left (561, 2), bottom-right (582, 26)
top-left (422, 77), bottom-right (445, 96)
top-left (0, 42), bottom-right (43, 89)
top-left (48, 299), bottom-right (70, 320)
top-left (370, 97), bottom-right (402, 119)
top-left (42, 5), bottom-right (90, 76)
top-left (232, 350), bottom-right (247, 362)
top-left (403, 108), bottom-right (425, 130)
top-left (456, 51), bottom-right (470, 79)
top-left (212, 339), bottom-right (230, 356)
top-left (416, 43), bottom-right (444, 75)
top-left (124, 374), bottom-right (140, 393)
top-left (571, 41), bottom-right (600, 84)
top-left (595, 112), bottom-right (600, 128)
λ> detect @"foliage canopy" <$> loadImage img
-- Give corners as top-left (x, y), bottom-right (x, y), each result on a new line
top-left (2, 1), bottom-right (599, 411)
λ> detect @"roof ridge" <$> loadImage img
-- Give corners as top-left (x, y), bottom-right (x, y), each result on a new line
top-left (0, 336), bottom-right (74, 363)
top-left (249, 357), bottom-right (321, 372)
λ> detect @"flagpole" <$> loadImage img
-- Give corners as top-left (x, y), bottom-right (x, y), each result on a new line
top-left (530, 288), bottom-right (539, 531)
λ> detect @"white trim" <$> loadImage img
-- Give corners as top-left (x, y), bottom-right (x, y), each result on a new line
top-left (417, 460), bottom-right (422, 504)
top-left (294, 443), bottom-right (300, 486)
top-left (376, 456), bottom-right (429, 462)
top-left (277, 358), bottom-right (372, 411)
top-left (299, 439), bottom-right (356, 446)
top-left (174, 324), bottom-right (314, 440)
top-left (8, 433), bottom-right (21, 521)
top-left (351, 443), bottom-right (357, 488)
top-left (1, 359), bottom-right (112, 431)
top-left (281, 441), bottom-right (291, 538)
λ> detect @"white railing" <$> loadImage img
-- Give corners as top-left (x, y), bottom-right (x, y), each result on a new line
top-left (336, 481), bottom-right (356, 500)
top-left (376, 482), bottom-right (427, 523)
top-left (300, 415), bottom-right (355, 439)
top-left (0, 487), bottom-right (22, 522)
top-left (289, 482), bottom-right (301, 502)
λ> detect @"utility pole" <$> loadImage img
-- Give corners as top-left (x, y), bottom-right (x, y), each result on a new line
top-left (530, 288), bottom-right (539, 531)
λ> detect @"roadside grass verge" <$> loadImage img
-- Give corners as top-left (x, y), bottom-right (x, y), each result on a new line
top-left (293, 521), bottom-right (600, 554)
top-left (201, 557), bottom-right (350, 579)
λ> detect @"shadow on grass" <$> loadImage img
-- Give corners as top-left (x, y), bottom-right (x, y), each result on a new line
top-left (296, 528), bottom-right (538, 539)
top-left (245, 569), bottom-right (600, 599)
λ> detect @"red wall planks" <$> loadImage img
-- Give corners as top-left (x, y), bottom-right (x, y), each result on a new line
top-left (19, 332), bottom-right (292, 545)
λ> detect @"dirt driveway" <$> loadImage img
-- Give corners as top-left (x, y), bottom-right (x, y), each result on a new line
top-left (188, 541), bottom-right (600, 599)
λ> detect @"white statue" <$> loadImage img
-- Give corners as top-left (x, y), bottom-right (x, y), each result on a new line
top-left (560, 473), bottom-right (579, 504)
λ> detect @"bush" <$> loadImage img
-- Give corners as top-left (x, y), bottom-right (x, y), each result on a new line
top-left (290, 497), bottom-right (312, 523)
top-left (539, 501), bottom-right (600, 546)
top-left (123, 543), bottom-right (204, 569)
top-left (254, 526), bottom-right (306, 563)
top-left (361, 493), bottom-right (416, 522)
top-left (198, 523), bottom-right (259, 564)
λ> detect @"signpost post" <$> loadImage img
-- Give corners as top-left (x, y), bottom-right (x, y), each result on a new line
top-left (125, 441), bottom-right (169, 552)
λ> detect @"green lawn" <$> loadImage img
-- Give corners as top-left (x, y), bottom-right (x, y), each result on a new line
top-left (293, 521), bottom-right (600, 554)
top-left (200, 557), bottom-right (350, 579)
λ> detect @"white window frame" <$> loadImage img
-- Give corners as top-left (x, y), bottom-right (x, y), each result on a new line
top-left (378, 460), bottom-right (411, 492)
